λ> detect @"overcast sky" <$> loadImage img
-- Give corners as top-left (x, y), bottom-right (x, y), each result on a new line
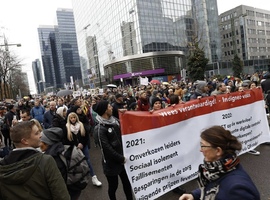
top-left (0, 0), bottom-right (269, 94)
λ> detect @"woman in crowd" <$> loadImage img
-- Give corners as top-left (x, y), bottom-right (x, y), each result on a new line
top-left (150, 97), bottom-right (163, 111)
top-left (127, 102), bottom-right (138, 111)
top-left (66, 111), bottom-right (102, 187)
top-left (137, 91), bottom-right (150, 111)
top-left (249, 81), bottom-right (257, 89)
top-left (52, 106), bottom-right (67, 140)
top-left (179, 125), bottom-right (260, 200)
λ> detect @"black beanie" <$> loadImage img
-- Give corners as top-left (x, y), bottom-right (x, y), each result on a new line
top-left (152, 97), bottom-right (161, 107)
top-left (70, 105), bottom-right (80, 113)
top-left (92, 100), bottom-right (109, 116)
top-left (41, 127), bottom-right (64, 145)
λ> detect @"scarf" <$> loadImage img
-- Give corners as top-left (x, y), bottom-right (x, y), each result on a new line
top-left (70, 122), bottom-right (80, 135)
top-left (96, 115), bottom-right (119, 126)
top-left (197, 154), bottom-right (240, 200)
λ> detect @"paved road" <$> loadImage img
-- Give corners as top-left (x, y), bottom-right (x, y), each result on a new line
top-left (80, 138), bottom-right (270, 200)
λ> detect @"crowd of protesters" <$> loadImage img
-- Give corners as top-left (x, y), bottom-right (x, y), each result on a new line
top-left (0, 70), bottom-right (269, 199)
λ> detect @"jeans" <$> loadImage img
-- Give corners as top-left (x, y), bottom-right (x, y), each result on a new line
top-left (82, 145), bottom-right (95, 177)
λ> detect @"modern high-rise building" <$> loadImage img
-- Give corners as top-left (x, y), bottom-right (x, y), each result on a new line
top-left (32, 59), bottom-right (44, 94)
top-left (72, 0), bottom-right (220, 86)
top-left (219, 5), bottom-right (270, 72)
top-left (37, 9), bottom-right (82, 90)
top-left (193, 0), bottom-right (221, 63)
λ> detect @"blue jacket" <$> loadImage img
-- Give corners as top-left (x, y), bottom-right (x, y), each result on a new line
top-left (192, 164), bottom-right (260, 200)
top-left (43, 110), bottom-right (56, 129)
top-left (30, 106), bottom-right (45, 124)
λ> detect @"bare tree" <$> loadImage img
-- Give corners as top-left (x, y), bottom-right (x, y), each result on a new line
top-left (0, 48), bottom-right (23, 99)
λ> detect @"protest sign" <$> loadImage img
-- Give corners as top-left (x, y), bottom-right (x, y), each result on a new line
top-left (119, 88), bottom-right (270, 200)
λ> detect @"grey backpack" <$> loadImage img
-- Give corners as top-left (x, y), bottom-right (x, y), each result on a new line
top-left (60, 145), bottom-right (90, 190)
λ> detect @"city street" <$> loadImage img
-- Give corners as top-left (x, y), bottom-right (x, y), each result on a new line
top-left (81, 138), bottom-right (270, 199)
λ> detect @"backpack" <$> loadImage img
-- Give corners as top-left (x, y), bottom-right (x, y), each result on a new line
top-left (60, 145), bottom-right (90, 191)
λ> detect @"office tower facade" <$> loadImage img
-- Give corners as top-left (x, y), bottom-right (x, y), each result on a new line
top-left (219, 5), bottom-right (270, 71)
top-left (72, 0), bottom-right (220, 86)
top-left (37, 9), bottom-right (82, 90)
top-left (193, 0), bottom-right (221, 63)
top-left (32, 59), bottom-right (44, 94)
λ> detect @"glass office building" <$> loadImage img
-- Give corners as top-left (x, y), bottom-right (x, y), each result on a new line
top-left (37, 25), bottom-right (58, 88)
top-left (72, 0), bottom-right (220, 86)
top-left (37, 9), bottom-right (82, 90)
top-left (56, 9), bottom-right (82, 85)
top-left (32, 59), bottom-right (44, 94)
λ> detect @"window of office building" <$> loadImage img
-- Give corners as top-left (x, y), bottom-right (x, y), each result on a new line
top-left (248, 29), bottom-right (256, 34)
top-left (257, 21), bottom-right (264, 26)
top-left (257, 30), bottom-right (265, 35)
top-left (248, 38), bottom-right (256, 43)
top-left (247, 19), bottom-right (256, 25)
top-left (259, 47), bottom-right (266, 52)
top-left (249, 47), bottom-right (257, 52)
top-left (266, 30), bottom-right (270, 35)
top-left (246, 10), bottom-right (255, 16)
top-left (256, 12), bottom-right (264, 18)
top-left (250, 56), bottom-right (258, 59)
top-left (266, 22), bottom-right (270, 27)
top-left (267, 39), bottom-right (270, 44)
top-left (258, 38), bottom-right (266, 43)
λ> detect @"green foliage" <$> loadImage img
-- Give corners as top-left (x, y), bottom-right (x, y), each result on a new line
top-left (187, 42), bottom-right (209, 82)
top-left (232, 54), bottom-right (243, 78)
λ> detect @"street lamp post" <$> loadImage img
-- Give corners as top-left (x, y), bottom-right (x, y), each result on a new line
top-left (0, 43), bottom-right (21, 48)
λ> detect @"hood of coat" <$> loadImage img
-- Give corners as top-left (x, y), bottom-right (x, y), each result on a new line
top-left (45, 142), bottom-right (64, 156)
top-left (0, 150), bottom-right (43, 185)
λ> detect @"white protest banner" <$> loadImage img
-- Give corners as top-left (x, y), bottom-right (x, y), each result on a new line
top-left (140, 77), bottom-right (149, 86)
top-left (72, 91), bottom-right (81, 97)
top-left (119, 88), bottom-right (270, 200)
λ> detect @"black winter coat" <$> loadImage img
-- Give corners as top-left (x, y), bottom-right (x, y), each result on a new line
top-left (94, 122), bottom-right (125, 176)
